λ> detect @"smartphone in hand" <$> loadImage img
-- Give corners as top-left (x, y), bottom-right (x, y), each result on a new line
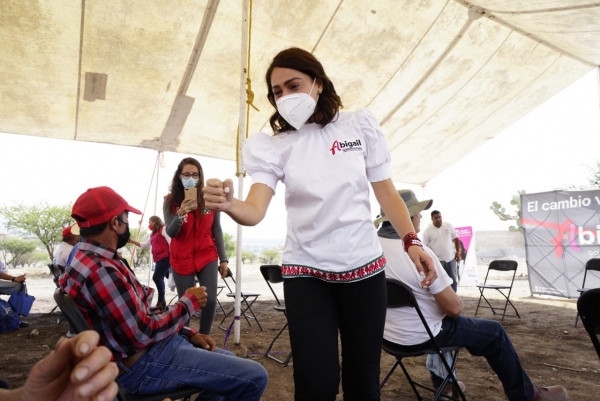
top-left (184, 187), bottom-right (198, 208)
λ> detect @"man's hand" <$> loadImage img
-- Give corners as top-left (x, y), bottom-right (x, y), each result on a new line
top-left (13, 275), bottom-right (26, 283)
top-left (15, 330), bottom-right (118, 401)
top-left (455, 250), bottom-right (461, 262)
top-left (189, 334), bottom-right (216, 352)
top-left (407, 246), bottom-right (437, 288)
top-left (202, 179), bottom-right (234, 212)
top-left (185, 286), bottom-right (207, 309)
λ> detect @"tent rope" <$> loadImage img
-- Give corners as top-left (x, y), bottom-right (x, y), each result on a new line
top-left (236, 0), bottom-right (256, 177)
top-left (245, 0), bottom-right (259, 116)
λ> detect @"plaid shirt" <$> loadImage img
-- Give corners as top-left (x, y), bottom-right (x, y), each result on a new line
top-left (59, 239), bottom-right (199, 361)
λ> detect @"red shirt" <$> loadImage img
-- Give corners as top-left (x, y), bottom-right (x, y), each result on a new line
top-left (59, 239), bottom-right (199, 361)
top-left (170, 204), bottom-right (217, 275)
top-left (150, 229), bottom-right (169, 262)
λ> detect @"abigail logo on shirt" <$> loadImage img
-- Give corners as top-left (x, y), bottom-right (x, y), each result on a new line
top-left (330, 139), bottom-right (362, 155)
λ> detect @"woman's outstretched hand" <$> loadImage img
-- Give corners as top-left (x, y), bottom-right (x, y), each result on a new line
top-left (407, 246), bottom-right (437, 288)
top-left (203, 179), bottom-right (234, 212)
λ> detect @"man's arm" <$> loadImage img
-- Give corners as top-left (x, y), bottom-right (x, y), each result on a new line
top-left (432, 287), bottom-right (463, 318)
top-left (452, 237), bottom-right (461, 261)
top-left (0, 272), bottom-right (25, 283)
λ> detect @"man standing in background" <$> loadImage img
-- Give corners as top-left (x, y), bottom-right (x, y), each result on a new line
top-left (422, 210), bottom-right (461, 291)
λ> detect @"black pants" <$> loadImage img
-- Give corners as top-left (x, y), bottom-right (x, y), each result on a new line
top-left (284, 271), bottom-right (387, 401)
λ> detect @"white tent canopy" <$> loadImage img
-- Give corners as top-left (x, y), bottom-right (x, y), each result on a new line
top-left (2, 0), bottom-right (598, 184)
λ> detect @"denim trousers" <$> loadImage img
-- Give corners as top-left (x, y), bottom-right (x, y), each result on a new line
top-left (422, 316), bottom-right (535, 401)
top-left (117, 334), bottom-right (268, 401)
top-left (442, 259), bottom-right (458, 292)
top-left (152, 256), bottom-right (171, 303)
top-left (284, 271), bottom-right (387, 401)
top-left (173, 260), bottom-right (219, 334)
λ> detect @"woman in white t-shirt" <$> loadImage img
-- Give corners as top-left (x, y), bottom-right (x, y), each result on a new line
top-left (203, 47), bottom-right (436, 401)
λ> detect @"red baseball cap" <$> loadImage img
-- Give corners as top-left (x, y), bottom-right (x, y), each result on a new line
top-left (62, 225), bottom-right (80, 238)
top-left (72, 186), bottom-right (142, 228)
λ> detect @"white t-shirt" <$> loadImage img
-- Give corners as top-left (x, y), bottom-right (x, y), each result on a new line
top-left (244, 109), bottom-right (390, 282)
top-left (54, 241), bottom-right (74, 267)
top-left (380, 238), bottom-right (453, 345)
top-left (422, 222), bottom-right (458, 262)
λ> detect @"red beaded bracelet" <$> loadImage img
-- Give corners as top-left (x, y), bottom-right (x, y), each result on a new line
top-left (403, 232), bottom-right (424, 252)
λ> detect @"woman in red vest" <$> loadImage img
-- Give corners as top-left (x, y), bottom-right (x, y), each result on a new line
top-left (163, 157), bottom-right (229, 334)
top-left (128, 215), bottom-right (171, 312)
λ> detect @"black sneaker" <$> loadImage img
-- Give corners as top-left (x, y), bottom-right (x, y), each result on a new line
top-left (19, 320), bottom-right (31, 328)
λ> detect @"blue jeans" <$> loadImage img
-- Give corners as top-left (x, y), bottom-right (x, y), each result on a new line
top-left (423, 317), bottom-right (534, 401)
top-left (442, 260), bottom-right (458, 292)
top-left (117, 334), bottom-right (268, 401)
top-left (152, 257), bottom-right (170, 303)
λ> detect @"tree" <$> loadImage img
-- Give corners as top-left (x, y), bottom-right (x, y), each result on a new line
top-left (21, 251), bottom-right (50, 267)
top-left (584, 161), bottom-right (600, 189)
top-left (0, 203), bottom-right (73, 261)
top-left (259, 249), bottom-right (280, 264)
top-left (242, 250), bottom-right (257, 265)
top-left (0, 237), bottom-right (37, 268)
top-left (223, 233), bottom-right (236, 258)
top-left (490, 190), bottom-right (525, 234)
top-left (125, 228), bottom-right (150, 268)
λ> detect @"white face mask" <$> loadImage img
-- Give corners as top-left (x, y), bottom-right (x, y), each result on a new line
top-left (276, 79), bottom-right (318, 130)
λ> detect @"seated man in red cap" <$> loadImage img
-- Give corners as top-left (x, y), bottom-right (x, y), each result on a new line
top-left (59, 186), bottom-right (268, 400)
top-left (53, 225), bottom-right (80, 269)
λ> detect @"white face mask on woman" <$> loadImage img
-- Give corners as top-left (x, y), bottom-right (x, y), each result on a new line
top-left (276, 79), bottom-right (318, 130)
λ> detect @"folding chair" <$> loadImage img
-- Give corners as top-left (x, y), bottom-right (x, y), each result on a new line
top-left (380, 279), bottom-right (467, 401)
top-left (575, 258), bottom-right (600, 327)
top-left (577, 287), bottom-right (600, 361)
top-left (259, 264), bottom-right (292, 366)
top-left (53, 289), bottom-right (203, 401)
top-left (474, 260), bottom-right (520, 321)
top-left (218, 268), bottom-right (263, 331)
top-left (47, 264), bottom-right (65, 324)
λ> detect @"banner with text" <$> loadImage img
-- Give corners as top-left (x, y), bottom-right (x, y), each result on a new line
top-left (456, 226), bottom-right (479, 286)
top-left (521, 190), bottom-right (600, 298)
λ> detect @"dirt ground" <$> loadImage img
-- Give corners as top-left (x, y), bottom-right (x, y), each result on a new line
top-left (1, 263), bottom-right (599, 400)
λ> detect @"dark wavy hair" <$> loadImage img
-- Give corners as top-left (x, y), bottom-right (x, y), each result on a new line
top-left (148, 215), bottom-right (164, 236)
top-left (266, 47), bottom-right (343, 134)
top-left (165, 157), bottom-right (205, 218)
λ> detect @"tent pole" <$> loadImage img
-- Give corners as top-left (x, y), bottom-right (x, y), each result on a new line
top-left (233, 0), bottom-right (250, 344)
top-left (146, 151), bottom-right (162, 287)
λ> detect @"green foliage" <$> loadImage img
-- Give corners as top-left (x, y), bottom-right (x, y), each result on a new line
top-left (125, 228), bottom-right (151, 268)
top-left (21, 251), bottom-right (50, 267)
top-left (241, 250), bottom-right (257, 265)
top-left (0, 203), bottom-right (73, 261)
top-left (0, 237), bottom-right (38, 268)
top-left (223, 233), bottom-right (236, 258)
top-left (490, 190), bottom-right (525, 234)
top-left (258, 249), bottom-right (280, 264)
top-left (563, 161), bottom-right (600, 190)
top-left (585, 161), bottom-right (600, 189)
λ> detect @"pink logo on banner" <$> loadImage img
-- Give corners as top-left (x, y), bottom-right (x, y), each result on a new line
top-left (456, 226), bottom-right (473, 254)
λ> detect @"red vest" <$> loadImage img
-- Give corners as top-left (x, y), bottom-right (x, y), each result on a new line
top-left (150, 229), bottom-right (169, 262)
top-left (170, 203), bottom-right (217, 275)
